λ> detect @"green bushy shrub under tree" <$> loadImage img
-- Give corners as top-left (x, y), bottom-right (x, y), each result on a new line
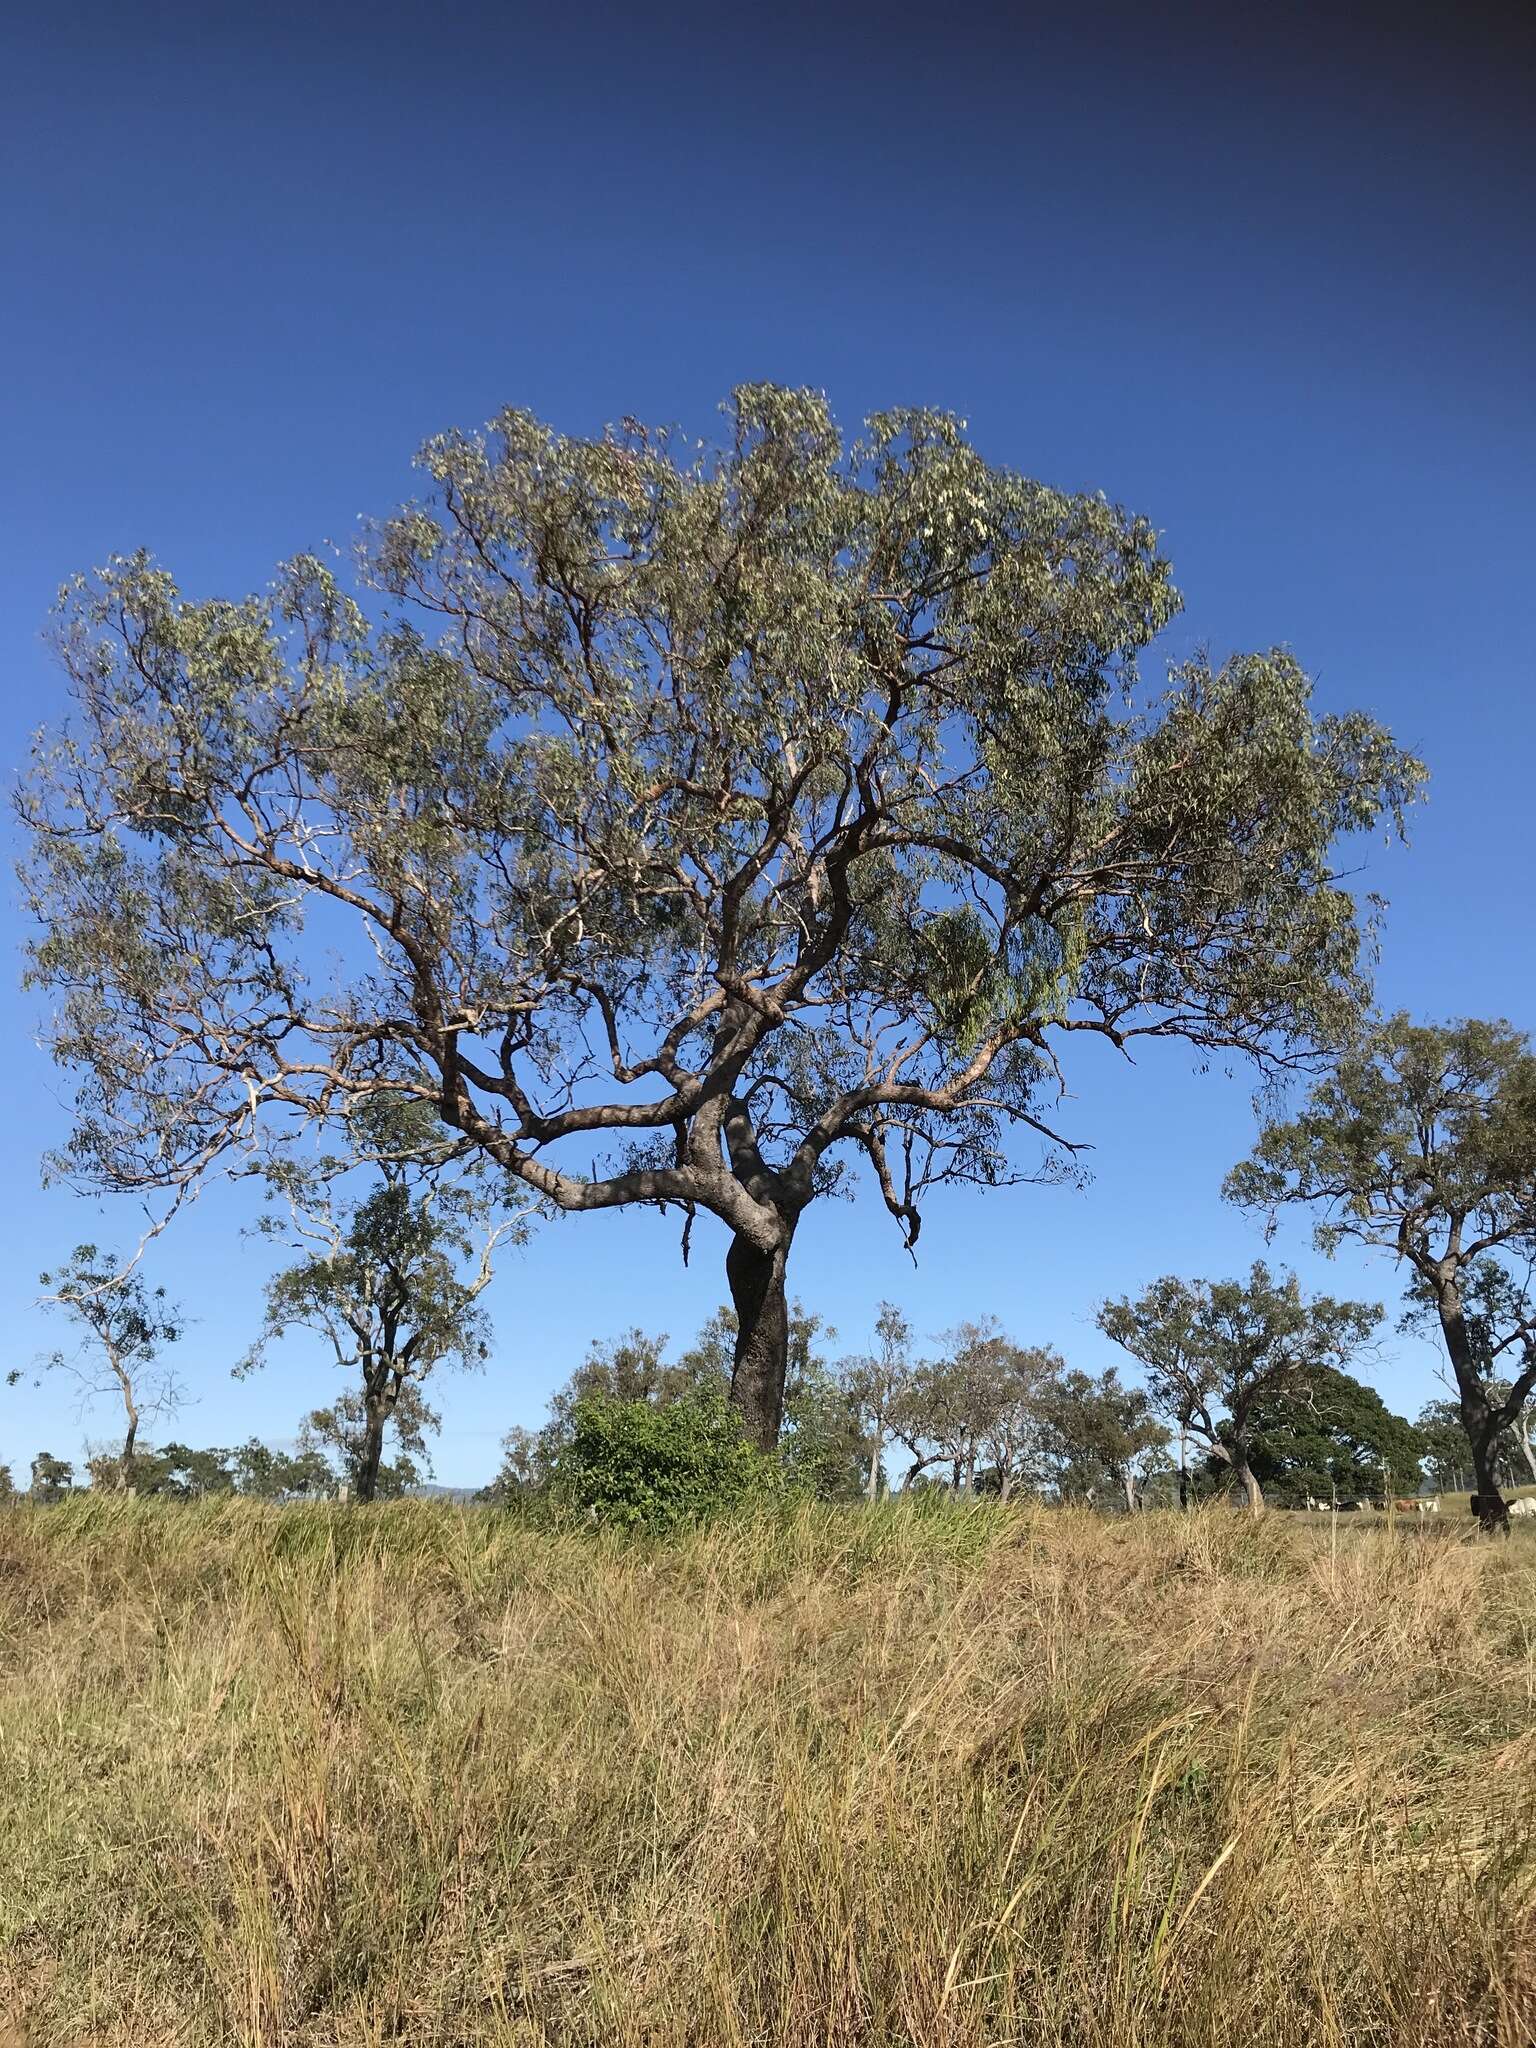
top-left (553, 1384), bottom-right (778, 1529)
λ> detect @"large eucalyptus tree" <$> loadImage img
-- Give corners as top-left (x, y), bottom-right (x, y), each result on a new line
top-left (21, 387), bottom-right (1420, 1446)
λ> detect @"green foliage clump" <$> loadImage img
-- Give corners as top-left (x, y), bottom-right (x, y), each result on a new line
top-left (1244, 1365), bottom-right (1423, 1505)
top-left (552, 1385), bottom-right (778, 1529)
top-left (778, 1363), bottom-right (870, 1504)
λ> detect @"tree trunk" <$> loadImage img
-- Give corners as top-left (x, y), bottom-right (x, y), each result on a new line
top-left (118, 1404), bottom-right (138, 1492)
top-left (1123, 1471), bottom-right (1139, 1515)
top-left (1468, 1409), bottom-right (1510, 1533)
top-left (1518, 1410), bottom-right (1536, 1486)
top-left (726, 1233), bottom-right (791, 1452)
top-left (998, 1467), bottom-right (1014, 1506)
top-left (865, 1432), bottom-right (881, 1503)
top-left (356, 1402), bottom-right (388, 1504)
top-left (1439, 1288), bottom-right (1509, 1533)
top-left (1233, 1456), bottom-right (1264, 1517)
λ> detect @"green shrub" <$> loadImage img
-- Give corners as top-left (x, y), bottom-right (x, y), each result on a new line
top-left (552, 1383), bottom-right (777, 1528)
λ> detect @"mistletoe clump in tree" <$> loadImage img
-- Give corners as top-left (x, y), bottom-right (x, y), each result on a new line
top-left (21, 387), bottom-right (1422, 1448)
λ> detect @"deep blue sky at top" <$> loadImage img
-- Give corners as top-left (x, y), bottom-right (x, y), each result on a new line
top-left (2, 0), bottom-right (1532, 1482)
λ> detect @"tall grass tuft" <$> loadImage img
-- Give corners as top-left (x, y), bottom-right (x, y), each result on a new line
top-left (2, 1497), bottom-right (1534, 2044)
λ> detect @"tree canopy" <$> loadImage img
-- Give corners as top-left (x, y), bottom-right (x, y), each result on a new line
top-left (837, 1302), bottom-right (916, 1501)
top-left (1242, 1364), bottom-right (1422, 1506)
top-left (1033, 1366), bottom-right (1169, 1511)
top-left (20, 385), bottom-right (1422, 1446)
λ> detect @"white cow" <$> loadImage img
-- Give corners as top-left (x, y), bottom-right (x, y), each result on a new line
top-left (1508, 1497), bottom-right (1536, 1519)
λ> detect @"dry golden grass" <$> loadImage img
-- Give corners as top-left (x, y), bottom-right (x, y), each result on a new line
top-left (2, 1497), bottom-right (1534, 2046)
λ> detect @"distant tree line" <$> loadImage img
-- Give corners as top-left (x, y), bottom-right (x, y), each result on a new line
top-left (470, 1263), bottom-right (1437, 1520)
top-left (5, 1229), bottom-right (1523, 1519)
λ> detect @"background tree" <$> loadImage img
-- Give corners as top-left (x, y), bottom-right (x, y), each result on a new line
top-left (1414, 1401), bottom-right (1472, 1493)
top-left (0, 1465), bottom-right (14, 1501)
top-left (1092, 1275), bottom-right (1203, 1507)
top-left (1400, 1258), bottom-right (1536, 1486)
top-left (1413, 1387), bottom-right (1526, 1495)
top-left (244, 1113), bottom-right (525, 1503)
top-left (545, 1327), bottom-right (718, 1444)
top-left (837, 1302), bottom-right (916, 1501)
top-left (895, 1318), bottom-right (1019, 1497)
top-left (29, 1452), bottom-right (73, 1503)
top-left (144, 1442), bottom-right (238, 1500)
top-left (299, 1383), bottom-right (437, 1498)
top-left (1242, 1364), bottom-right (1422, 1506)
top-left (1034, 1365), bottom-right (1169, 1511)
top-left (975, 1343), bottom-right (1062, 1503)
top-left (20, 388), bottom-right (1423, 1450)
top-left (1227, 1017), bottom-right (1536, 1528)
top-left (1099, 1264), bottom-right (1379, 1515)
top-left (230, 1438), bottom-right (335, 1501)
top-left (479, 1424), bottom-right (549, 1502)
top-left (778, 1363), bottom-right (868, 1503)
top-left (37, 1247), bottom-right (182, 1490)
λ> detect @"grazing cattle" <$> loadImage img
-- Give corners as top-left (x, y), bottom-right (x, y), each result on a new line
top-left (1392, 1497), bottom-right (1439, 1514)
top-left (1508, 1497), bottom-right (1536, 1519)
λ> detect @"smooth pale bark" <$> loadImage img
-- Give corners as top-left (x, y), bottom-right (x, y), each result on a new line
top-left (1519, 1412), bottom-right (1536, 1486)
top-left (115, 1372), bottom-right (139, 1492)
top-left (1232, 1457), bottom-right (1264, 1516)
top-left (1210, 1439), bottom-right (1263, 1517)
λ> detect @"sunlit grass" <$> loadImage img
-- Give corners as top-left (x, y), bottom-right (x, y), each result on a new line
top-left (2, 1497), bottom-right (1534, 2044)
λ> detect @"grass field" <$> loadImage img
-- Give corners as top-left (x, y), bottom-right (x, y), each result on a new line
top-left (2, 1499), bottom-right (1534, 2047)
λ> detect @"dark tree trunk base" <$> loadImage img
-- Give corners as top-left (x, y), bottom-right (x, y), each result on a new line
top-left (357, 1410), bottom-right (387, 1504)
top-left (1470, 1432), bottom-right (1509, 1536)
top-left (726, 1233), bottom-right (791, 1452)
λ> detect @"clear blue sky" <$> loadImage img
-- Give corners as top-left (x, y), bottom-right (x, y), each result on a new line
top-left (3, 0), bottom-right (1532, 1483)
